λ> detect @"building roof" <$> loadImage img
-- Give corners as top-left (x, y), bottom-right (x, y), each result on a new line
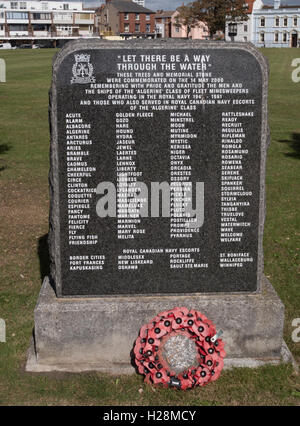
top-left (262, 0), bottom-right (300, 8)
top-left (155, 10), bottom-right (174, 18)
top-left (245, 0), bottom-right (255, 13)
top-left (109, 0), bottom-right (154, 14)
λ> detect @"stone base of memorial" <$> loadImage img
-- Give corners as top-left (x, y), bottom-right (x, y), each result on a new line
top-left (26, 275), bottom-right (294, 373)
top-left (26, 40), bottom-right (295, 373)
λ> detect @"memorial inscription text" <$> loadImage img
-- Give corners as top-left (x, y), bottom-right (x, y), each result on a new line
top-left (55, 48), bottom-right (262, 295)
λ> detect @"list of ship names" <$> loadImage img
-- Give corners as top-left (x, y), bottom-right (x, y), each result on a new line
top-left (57, 49), bottom-right (262, 295)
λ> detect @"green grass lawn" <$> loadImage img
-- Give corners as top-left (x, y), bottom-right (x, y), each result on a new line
top-left (0, 48), bottom-right (299, 406)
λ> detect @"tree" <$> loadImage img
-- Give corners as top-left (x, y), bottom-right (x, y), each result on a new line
top-left (176, 0), bottom-right (249, 39)
top-left (174, 5), bottom-right (199, 38)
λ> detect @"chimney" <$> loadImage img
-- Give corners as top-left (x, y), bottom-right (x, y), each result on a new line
top-left (274, 0), bottom-right (280, 9)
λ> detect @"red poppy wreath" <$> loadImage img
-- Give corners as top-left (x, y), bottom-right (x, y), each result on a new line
top-left (134, 307), bottom-right (226, 390)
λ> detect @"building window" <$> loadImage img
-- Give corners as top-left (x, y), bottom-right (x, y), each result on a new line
top-left (275, 17), bottom-right (279, 27)
top-left (244, 36), bottom-right (247, 41)
top-left (135, 23), bottom-right (140, 32)
top-left (7, 11), bottom-right (28, 19)
top-left (78, 25), bottom-right (89, 32)
top-left (57, 25), bottom-right (72, 34)
top-left (75, 13), bottom-right (92, 21)
top-left (293, 17), bottom-right (297, 26)
top-left (32, 23), bottom-right (49, 31)
top-left (146, 14), bottom-right (150, 21)
top-left (283, 17), bottom-right (288, 27)
top-left (10, 2), bottom-right (18, 9)
top-left (31, 13), bottom-right (51, 20)
top-left (274, 32), bottom-right (279, 42)
top-left (53, 12), bottom-right (72, 21)
top-left (260, 32), bottom-right (265, 43)
top-left (135, 14), bottom-right (139, 20)
top-left (175, 26), bottom-right (179, 33)
top-left (244, 24), bottom-right (248, 32)
top-left (9, 23), bottom-right (28, 31)
top-left (283, 32), bottom-right (287, 42)
top-left (260, 17), bottom-right (265, 27)
top-left (41, 3), bottom-right (48, 10)
top-left (124, 13), bottom-right (129, 20)
top-left (124, 23), bottom-right (129, 32)
top-left (20, 2), bottom-right (26, 9)
top-left (63, 4), bottom-right (69, 10)
top-left (146, 23), bottom-right (150, 32)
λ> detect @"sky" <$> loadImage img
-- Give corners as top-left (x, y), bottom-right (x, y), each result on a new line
top-left (84, 0), bottom-right (191, 11)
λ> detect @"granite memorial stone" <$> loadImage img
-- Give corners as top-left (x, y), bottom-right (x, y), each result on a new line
top-left (26, 40), bottom-right (292, 373)
top-left (50, 41), bottom-right (266, 296)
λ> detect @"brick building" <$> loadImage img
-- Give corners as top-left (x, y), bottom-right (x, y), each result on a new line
top-left (97, 0), bottom-right (155, 39)
top-left (155, 10), bottom-right (172, 38)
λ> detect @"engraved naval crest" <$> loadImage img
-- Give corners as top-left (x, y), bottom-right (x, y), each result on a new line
top-left (71, 53), bottom-right (95, 84)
